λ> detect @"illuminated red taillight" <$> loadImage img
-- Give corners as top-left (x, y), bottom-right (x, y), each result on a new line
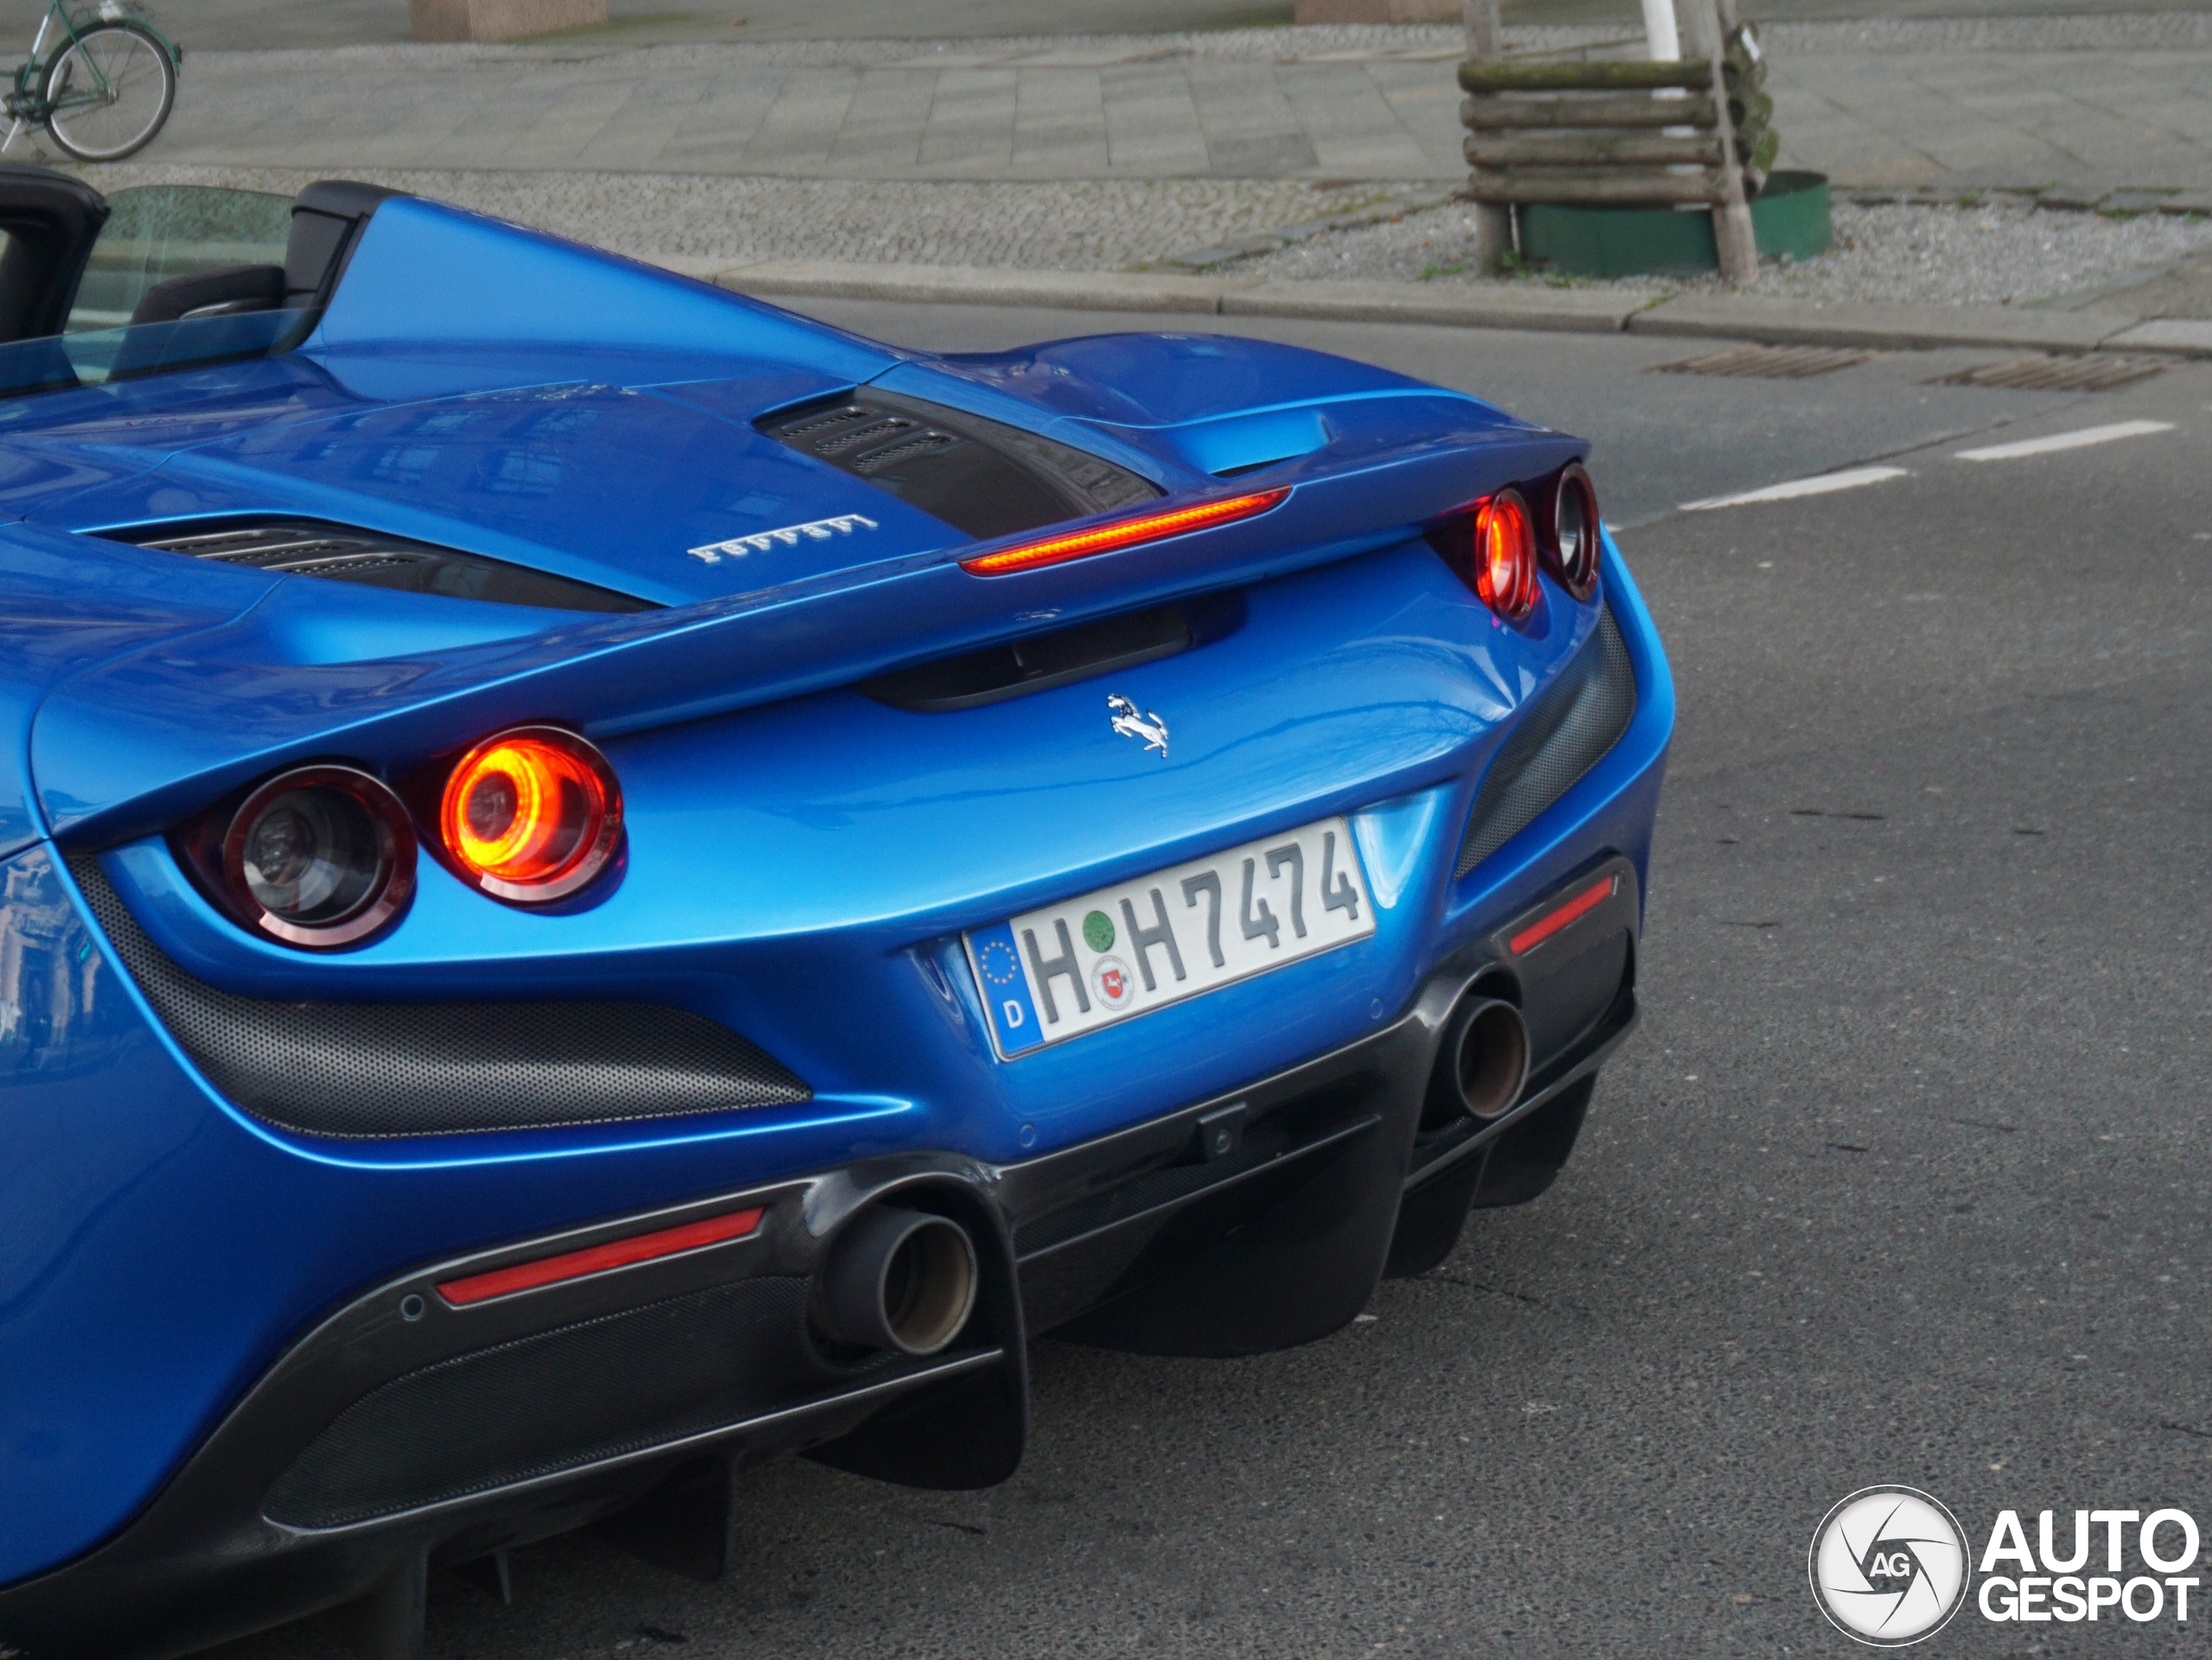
top-left (958, 487), bottom-right (1289, 576)
top-left (1432, 487), bottom-right (1541, 623)
top-left (1473, 489), bottom-right (1539, 621)
top-left (436, 1206), bottom-right (765, 1306)
top-left (1543, 461), bottom-right (1600, 600)
top-left (440, 725), bottom-right (622, 903)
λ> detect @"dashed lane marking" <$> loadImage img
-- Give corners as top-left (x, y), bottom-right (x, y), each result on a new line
top-left (1679, 465), bottom-right (1910, 512)
top-left (1954, 418), bottom-right (2175, 462)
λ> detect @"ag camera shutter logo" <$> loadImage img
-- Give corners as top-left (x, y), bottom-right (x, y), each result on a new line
top-left (1808, 1486), bottom-right (1972, 1646)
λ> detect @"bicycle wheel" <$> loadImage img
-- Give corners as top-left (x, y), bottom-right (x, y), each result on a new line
top-left (43, 22), bottom-right (175, 162)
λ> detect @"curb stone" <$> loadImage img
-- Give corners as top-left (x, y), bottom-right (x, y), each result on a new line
top-left (2101, 320), bottom-right (2212, 356)
top-left (693, 260), bottom-right (2209, 359)
top-left (716, 262), bottom-right (1259, 313)
top-left (1224, 280), bottom-right (1650, 332)
top-left (1621, 295), bottom-right (2150, 355)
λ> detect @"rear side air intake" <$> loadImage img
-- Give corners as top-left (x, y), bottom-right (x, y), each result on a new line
top-left (1455, 602), bottom-right (1637, 878)
top-left (68, 860), bottom-right (809, 1139)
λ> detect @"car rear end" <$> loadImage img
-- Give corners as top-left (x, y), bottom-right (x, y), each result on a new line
top-left (0, 200), bottom-right (1669, 1657)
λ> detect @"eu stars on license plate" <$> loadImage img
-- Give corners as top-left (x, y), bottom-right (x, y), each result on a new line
top-left (963, 816), bottom-right (1376, 1059)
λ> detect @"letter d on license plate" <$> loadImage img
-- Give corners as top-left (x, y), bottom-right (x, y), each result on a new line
top-left (963, 816), bottom-right (1375, 1059)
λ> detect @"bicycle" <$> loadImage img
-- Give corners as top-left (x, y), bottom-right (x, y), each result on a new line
top-left (2, 0), bottom-right (179, 164)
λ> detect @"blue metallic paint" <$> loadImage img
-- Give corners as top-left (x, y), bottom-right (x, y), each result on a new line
top-left (0, 192), bottom-right (1670, 1597)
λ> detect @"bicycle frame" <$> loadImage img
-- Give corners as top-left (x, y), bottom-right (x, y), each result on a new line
top-left (1, 0), bottom-right (180, 152)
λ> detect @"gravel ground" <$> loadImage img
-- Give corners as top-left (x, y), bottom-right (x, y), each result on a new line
top-left (65, 162), bottom-right (2212, 306)
top-left (64, 163), bottom-right (1363, 272)
top-left (1238, 197), bottom-right (2212, 308)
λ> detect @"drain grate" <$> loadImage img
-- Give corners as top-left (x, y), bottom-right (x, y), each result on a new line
top-left (1650, 345), bottom-right (1878, 379)
top-left (1927, 354), bottom-right (2169, 393)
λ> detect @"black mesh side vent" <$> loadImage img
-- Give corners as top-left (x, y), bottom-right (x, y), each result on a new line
top-left (1455, 602), bottom-right (1638, 879)
top-left (68, 859), bottom-right (810, 1140)
top-left (265, 1276), bottom-right (844, 1527)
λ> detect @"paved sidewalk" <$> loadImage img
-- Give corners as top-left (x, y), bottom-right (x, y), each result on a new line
top-left (0, 0), bottom-right (1295, 50)
top-left (100, 18), bottom-right (2212, 194)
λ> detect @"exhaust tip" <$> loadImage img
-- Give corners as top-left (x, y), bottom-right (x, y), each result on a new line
top-left (1425, 995), bottom-right (1530, 1127)
top-left (815, 1206), bottom-right (978, 1357)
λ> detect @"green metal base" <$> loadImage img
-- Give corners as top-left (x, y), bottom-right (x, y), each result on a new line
top-left (1517, 170), bottom-right (1832, 278)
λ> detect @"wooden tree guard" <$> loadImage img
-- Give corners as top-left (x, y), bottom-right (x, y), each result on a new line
top-left (1459, 0), bottom-right (1772, 283)
top-left (1462, 0), bottom-right (1514, 274)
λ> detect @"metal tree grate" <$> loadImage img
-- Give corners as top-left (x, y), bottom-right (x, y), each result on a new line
top-left (1926, 355), bottom-right (2170, 393)
top-left (1649, 345), bottom-right (1878, 379)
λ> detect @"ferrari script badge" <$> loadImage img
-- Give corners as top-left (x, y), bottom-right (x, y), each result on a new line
top-left (1108, 694), bottom-right (1169, 758)
top-left (687, 513), bottom-right (877, 565)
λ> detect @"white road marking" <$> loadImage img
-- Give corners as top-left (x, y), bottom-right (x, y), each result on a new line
top-left (1954, 419), bottom-right (2174, 462)
top-left (1679, 465), bottom-right (1909, 512)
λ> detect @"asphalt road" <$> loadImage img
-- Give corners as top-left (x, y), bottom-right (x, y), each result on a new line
top-left (219, 309), bottom-right (2211, 1658)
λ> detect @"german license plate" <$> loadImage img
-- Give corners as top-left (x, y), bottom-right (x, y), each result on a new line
top-left (964, 816), bottom-right (1376, 1059)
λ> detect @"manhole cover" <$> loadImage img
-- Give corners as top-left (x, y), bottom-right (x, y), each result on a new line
top-left (1650, 345), bottom-right (1878, 379)
top-left (1928, 355), bottom-right (2169, 393)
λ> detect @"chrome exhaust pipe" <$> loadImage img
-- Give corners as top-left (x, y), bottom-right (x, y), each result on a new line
top-left (814, 1206), bottom-right (978, 1357)
top-left (1425, 996), bottom-right (1530, 1125)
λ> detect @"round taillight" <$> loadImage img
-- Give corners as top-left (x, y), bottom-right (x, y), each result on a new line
top-left (221, 766), bottom-right (415, 949)
top-left (1474, 487), bottom-right (1538, 622)
top-left (440, 726), bottom-right (621, 903)
top-left (1546, 462), bottom-right (1600, 599)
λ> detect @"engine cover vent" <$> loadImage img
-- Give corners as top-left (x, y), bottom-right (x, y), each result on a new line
top-left (760, 391), bottom-right (1159, 541)
top-left (106, 518), bottom-right (653, 614)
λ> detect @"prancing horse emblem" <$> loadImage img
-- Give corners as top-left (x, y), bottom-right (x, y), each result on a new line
top-left (1108, 693), bottom-right (1170, 758)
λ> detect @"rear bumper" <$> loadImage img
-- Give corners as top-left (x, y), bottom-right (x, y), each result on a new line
top-left (0, 856), bottom-right (1640, 1658)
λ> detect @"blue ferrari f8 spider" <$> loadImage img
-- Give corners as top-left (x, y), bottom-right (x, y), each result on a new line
top-left (0, 164), bottom-right (1671, 1657)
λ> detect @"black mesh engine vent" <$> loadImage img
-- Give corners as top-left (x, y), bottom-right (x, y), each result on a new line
top-left (265, 1276), bottom-right (836, 1528)
top-left (106, 518), bottom-right (653, 614)
top-left (1455, 602), bottom-right (1638, 879)
top-left (69, 859), bottom-right (810, 1140)
top-left (760, 391), bottom-right (1160, 541)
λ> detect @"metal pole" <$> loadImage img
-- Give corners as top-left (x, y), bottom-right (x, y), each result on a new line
top-left (1464, 0), bottom-right (1515, 271)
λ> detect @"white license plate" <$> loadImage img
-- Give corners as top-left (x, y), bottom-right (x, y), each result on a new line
top-left (963, 816), bottom-right (1376, 1059)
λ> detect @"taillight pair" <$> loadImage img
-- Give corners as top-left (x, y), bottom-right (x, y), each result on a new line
top-left (194, 727), bottom-right (621, 951)
top-left (1428, 462), bottom-right (1601, 624)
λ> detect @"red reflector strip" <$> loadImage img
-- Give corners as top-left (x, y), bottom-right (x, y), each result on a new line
top-left (1508, 875), bottom-right (1616, 957)
top-left (436, 1207), bottom-right (765, 1307)
top-left (958, 487), bottom-right (1289, 576)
